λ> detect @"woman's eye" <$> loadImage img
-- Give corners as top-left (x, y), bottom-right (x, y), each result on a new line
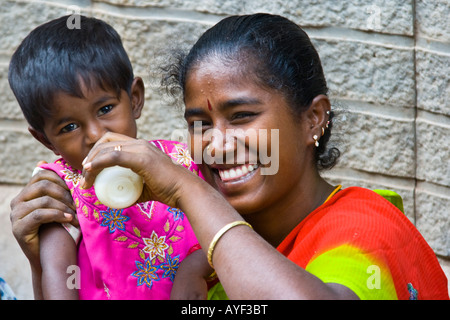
top-left (98, 105), bottom-right (114, 116)
top-left (232, 112), bottom-right (256, 121)
top-left (60, 123), bottom-right (78, 133)
top-left (188, 120), bottom-right (212, 131)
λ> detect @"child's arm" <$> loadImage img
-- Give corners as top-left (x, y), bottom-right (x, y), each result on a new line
top-left (40, 223), bottom-right (79, 300)
top-left (170, 249), bottom-right (214, 300)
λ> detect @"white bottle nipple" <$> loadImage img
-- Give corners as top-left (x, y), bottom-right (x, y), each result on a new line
top-left (94, 166), bottom-right (144, 209)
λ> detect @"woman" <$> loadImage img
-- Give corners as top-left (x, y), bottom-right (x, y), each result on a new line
top-left (11, 13), bottom-right (448, 299)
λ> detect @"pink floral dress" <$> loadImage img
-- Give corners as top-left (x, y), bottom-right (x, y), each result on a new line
top-left (40, 140), bottom-right (202, 299)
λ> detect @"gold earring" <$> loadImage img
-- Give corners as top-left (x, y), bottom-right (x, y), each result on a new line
top-left (313, 135), bottom-right (319, 147)
top-left (321, 127), bottom-right (325, 136)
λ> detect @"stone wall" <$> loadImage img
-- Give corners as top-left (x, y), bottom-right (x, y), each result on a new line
top-left (0, 0), bottom-right (448, 299)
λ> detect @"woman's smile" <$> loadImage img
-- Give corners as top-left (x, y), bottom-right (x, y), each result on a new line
top-left (217, 163), bottom-right (259, 182)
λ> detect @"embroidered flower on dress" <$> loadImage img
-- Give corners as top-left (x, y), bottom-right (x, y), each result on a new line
top-left (407, 283), bottom-right (418, 300)
top-left (169, 145), bottom-right (193, 167)
top-left (167, 207), bottom-right (184, 221)
top-left (131, 257), bottom-right (160, 289)
top-left (143, 231), bottom-right (169, 260)
top-left (100, 209), bottom-right (130, 233)
top-left (160, 254), bottom-right (180, 282)
top-left (61, 168), bottom-right (82, 187)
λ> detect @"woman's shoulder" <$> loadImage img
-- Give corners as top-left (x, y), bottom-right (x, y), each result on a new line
top-left (326, 186), bottom-right (405, 218)
top-left (279, 186), bottom-right (415, 257)
top-left (317, 186), bottom-right (411, 234)
top-left (283, 186), bottom-right (449, 300)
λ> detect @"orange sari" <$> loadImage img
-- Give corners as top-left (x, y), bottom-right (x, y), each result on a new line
top-left (277, 187), bottom-right (449, 300)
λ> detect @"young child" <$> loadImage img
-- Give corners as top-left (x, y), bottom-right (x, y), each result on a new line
top-left (8, 15), bottom-right (212, 300)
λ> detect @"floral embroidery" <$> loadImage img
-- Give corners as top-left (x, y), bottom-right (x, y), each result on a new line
top-left (160, 254), bottom-right (180, 282)
top-left (407, 283), bottom-right (418, 300)
top-left (169, 145), bottom-right (193, 167)
top-left (143, 231), bottom-right (169, 260)
top-left (100, 209), bottom-right (130, 233)
top-left (167, 207), bottom-right (184, 221)
top-left (136, 202), bottom-right (155, 220)
top-left (61, 168), bottom-right (82, 187)
top-left (131, 257), bottom-right (160, 289)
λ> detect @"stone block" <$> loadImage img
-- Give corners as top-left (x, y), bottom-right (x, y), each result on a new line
top-left (416, 115), bottom-right (450, 186)
top-left (416, 50), bottom-right (450, 116)
top-left (0, 63), bottom-right (24, 121)
top-left (0, 130), bottom-right (57, 185)
top-left (94, 0), bottom-right (414, 35)
top-left (415, 184), bottom-right (450, 257)
top-left (313, 39), bottom-right (415, 107)
top-left (0, 1), bottom-right (70, 55)
top-left (415, 0), bottom-right (450, 42)
top-left (330, 110), bottom-right (415, 178)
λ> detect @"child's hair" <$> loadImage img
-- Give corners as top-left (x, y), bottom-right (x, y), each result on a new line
top-left (164, 13), bottom-right (340, 169)
top-left (8, 15), bottom-right (134, 134)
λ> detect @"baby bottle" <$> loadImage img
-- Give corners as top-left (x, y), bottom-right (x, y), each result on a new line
top-left (94, 166), bottom-right (144, 209)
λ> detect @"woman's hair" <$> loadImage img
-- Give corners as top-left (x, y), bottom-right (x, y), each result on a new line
top-left (8, 15), bottom-right (134, 134)
top-left (163, 13), bottom-right (340, 169)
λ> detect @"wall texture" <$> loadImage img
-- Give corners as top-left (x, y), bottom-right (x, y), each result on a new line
top-left (0, 0), bottom-right (448, 299)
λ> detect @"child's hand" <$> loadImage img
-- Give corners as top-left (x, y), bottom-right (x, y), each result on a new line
top-left (10, 161), bottom-right (77, 268)
top-left (170, 274), bottom-right (208, 300)
top-left (170, 249), bottom-right (212, 300)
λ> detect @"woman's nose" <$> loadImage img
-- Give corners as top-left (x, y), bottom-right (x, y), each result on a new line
top-left (207, 129), bottom-right (236, 163)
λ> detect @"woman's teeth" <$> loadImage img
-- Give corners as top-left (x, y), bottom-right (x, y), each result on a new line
top-left (218, 164), bottom-right (259, 182)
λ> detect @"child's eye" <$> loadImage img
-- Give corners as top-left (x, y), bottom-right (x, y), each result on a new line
top-left (98, 105), bottom-right (114, 116)
top-left (60, 123), bottom-right (78, 133)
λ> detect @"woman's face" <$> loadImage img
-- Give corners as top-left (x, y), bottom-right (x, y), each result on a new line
top-left (184, 59), bottom-right (315, 216)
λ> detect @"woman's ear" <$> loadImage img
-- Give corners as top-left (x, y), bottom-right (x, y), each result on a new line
top-left (28, 126), bottom-right (60, 156)
top-left (130, 77), bottom-right (145, 119)
top-left (305, 94), bottom-right (331, 136)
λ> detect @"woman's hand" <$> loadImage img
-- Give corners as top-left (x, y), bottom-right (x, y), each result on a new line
top-left (10, 161), bottom-right (77, 269)
top-left (81, 132), bottom-right (192, 208)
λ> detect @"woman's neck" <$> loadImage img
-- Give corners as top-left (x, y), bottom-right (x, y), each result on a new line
top-left (245, 173), bottom-right (334, 247)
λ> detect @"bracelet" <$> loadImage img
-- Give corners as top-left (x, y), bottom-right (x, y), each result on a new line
top-left (207, 221), bottom-right (253, 268)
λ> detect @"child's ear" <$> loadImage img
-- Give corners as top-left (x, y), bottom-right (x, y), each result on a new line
top-left (28, 126), bottom-right (60, 156)
top-left (130, 77), bottom-right (145, 119)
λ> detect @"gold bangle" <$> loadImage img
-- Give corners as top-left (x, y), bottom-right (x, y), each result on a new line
top-left (207, 221), bottom-right (252, 268)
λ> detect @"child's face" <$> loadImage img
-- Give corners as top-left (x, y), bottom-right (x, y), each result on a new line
top-left (34, 79), bottom-right (144, 171)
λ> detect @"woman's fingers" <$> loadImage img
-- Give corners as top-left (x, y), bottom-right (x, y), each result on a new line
top-left (10, 168), bottom-right (78, 241)
top-left (82, 132), bottom-right (135, 165)
top-left (23, 172), bottom-right (75, 210)
top-left (81, 139), bottom-right (150, 189)
top-left (81, 136), bottom-right (185, 207)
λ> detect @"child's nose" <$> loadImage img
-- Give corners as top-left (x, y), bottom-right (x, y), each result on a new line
top-left (85, 122), bottom-right (107, 146)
